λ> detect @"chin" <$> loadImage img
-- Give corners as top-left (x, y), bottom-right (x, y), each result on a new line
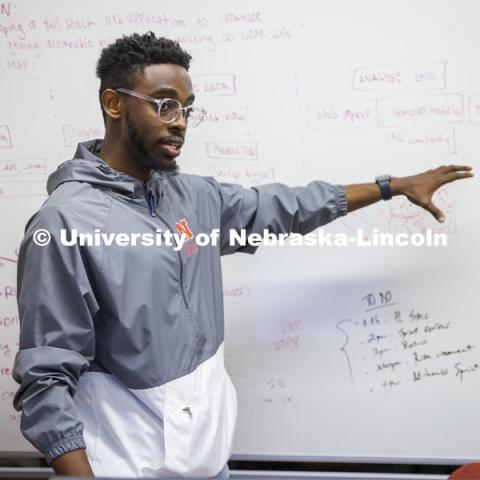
top-left (139, 153), bottom-right (179, 174)
top-left (157, 157), bottom-right (179, 174)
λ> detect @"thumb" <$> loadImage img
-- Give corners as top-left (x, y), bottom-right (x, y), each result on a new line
top-left (426, 201), bottom-right (445, 223)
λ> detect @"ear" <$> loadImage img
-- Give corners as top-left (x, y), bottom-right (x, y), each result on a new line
top-left (101, 89), bottom-right (122, 121)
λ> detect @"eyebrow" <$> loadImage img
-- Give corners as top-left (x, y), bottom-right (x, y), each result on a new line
top-left (149, 87), bottom-right (195, 103)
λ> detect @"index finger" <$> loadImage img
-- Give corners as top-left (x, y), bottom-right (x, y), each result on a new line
top-left (443, 171), bottom-right (475, 184)
top-left (443, 165), bottom-right (473, 172)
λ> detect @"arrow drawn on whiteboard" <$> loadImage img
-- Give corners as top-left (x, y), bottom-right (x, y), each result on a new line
top-left (336, 319), bottom-right (354, 386)
top-left (0, 256), bottom-right (17, 265)
top-left (0, 256), bottom-right (17, 262)
top-left (0, 249), bottom-right (19, 266)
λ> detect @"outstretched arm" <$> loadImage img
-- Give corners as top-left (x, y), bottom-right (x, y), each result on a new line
top-left (345, 165), bottom-right (474, 222)
top-left (212, 164), bottom-right (473, 255)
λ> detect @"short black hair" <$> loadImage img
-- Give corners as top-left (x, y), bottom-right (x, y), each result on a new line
top-left (96, 31), bottom-right (192, 123)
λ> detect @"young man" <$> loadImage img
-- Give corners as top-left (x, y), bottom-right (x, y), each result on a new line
top-left (12, 32), bottom-right (473, 478)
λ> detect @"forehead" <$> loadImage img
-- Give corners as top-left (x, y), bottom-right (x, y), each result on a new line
top-left (132, 64), bottom-right (193, 96)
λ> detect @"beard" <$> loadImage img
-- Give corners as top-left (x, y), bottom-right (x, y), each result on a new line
top-left (125, 110), bottom-right (179, 175)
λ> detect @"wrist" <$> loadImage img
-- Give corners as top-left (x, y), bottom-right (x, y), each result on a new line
top-left (390, 176), bottom-right (409, 196)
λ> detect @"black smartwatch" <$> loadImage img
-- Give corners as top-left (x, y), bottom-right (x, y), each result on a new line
top-left (375, 174), bottom-right (392, 200)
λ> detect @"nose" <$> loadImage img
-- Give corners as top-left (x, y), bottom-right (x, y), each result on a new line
top-left (169, 108), bottom-right (188, 131)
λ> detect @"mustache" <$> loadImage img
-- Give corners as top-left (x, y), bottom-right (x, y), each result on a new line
top-left (157, 135), bottom-right (185, 147)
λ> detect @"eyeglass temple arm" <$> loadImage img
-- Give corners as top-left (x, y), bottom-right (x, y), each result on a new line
top-left (116, 88), bottom-right (206, 117)
top-left (115, 88), bottom-right (160, 106)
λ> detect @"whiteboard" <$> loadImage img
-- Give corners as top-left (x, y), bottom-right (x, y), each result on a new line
top-left (0, 0), bottom-right (479, 463)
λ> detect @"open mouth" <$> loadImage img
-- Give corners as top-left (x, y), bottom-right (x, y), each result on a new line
top-left (158, 137), bottom-right (184, 158)
top-left (159, 143), bottom-right (181, 157)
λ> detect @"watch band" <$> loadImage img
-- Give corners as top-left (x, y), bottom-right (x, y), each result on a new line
top-left (375, 175), bottom-right (392, 200)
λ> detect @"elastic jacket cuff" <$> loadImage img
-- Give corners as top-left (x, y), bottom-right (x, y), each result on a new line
top-left (44, 435), bottom-right (86, 465)
top-left (335, 184), bottom-right (348, 217)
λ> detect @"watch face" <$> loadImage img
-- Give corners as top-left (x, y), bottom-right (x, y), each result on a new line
top-left (376, 175), bottom-right (391, 182)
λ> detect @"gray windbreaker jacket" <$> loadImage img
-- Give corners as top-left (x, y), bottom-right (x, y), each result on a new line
top-left (12, 139), bottom-right (348, 477)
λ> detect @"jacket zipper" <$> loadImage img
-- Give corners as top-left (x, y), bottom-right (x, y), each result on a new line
top-left (147, 190), bottom-right (156, 217)
top-left (144, 185), bottom-right (205, 351)
top-left (144, 185), bottom-right (190, 311)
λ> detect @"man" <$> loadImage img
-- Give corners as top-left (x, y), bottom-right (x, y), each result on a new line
top-left (12, 32), bottom-right (473, 478)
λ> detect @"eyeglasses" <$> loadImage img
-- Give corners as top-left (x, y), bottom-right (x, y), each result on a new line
top-left (115, 88), bottom-right (206, 128)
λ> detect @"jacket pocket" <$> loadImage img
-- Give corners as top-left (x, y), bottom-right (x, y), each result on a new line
top-left (162, 364), bottom-right (237, 477)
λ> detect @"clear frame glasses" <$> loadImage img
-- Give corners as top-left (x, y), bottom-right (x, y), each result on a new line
top-left (115, 88), bottom-right (206, 128)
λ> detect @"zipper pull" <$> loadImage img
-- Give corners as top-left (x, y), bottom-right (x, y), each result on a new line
top-left (182, 406), bottom-right (193, 418)
top-left (147, 190), bottom-right (156, 217)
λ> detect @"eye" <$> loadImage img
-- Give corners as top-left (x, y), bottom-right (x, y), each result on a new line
top-left (159, 99), bottom-right (178, 114)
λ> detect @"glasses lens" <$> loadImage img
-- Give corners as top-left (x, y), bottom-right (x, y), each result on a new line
top-left (158, 99), bottom-right (206, 127)
top-left (187, 106), bottom-right (206, 128)
top-left (158, 99), bottom-right (181, 123)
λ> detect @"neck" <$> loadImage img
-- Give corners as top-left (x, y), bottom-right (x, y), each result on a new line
top-left (98, 129), bottom-right (152, 183)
